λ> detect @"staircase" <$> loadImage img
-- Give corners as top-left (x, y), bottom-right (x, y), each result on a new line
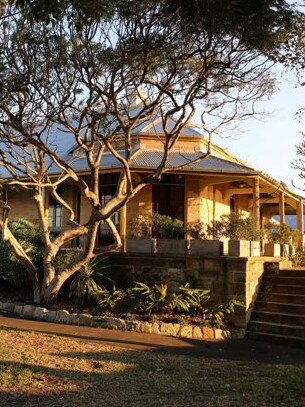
top-left (247, 268), bottom-right (305, 347)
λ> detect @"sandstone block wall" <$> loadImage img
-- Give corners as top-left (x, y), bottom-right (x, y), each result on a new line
top-left (106, 253), bottom-right (278, 328)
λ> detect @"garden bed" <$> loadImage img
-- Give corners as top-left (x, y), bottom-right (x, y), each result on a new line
top-left (0, 300), bottom-right (245, 341)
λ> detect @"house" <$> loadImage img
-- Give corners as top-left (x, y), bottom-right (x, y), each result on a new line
top-left (3, 97), bottom-right (305, 252)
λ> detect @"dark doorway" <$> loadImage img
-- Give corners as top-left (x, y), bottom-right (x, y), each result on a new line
top-left (152, 174), bottom-right (184, 222)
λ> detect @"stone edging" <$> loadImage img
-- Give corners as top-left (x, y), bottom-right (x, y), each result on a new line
top-left (0, 301), bottom-right (245, 341)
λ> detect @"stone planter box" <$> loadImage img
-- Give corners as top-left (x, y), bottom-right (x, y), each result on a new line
top-left (156, 239), bottom-right (186, 254)
top-left (250, 241), bottom-right (261, 257)
top-left (189, 240), bottom-right (224, 256)
top-left (264, 243), bottom-right (281, 257)
top-left (126, 238), bottom-right (156, 254)
top-left (228, 240), bottom-right (250, 257)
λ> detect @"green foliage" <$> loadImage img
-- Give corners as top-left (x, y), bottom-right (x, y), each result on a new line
top-left (128, 213), bottom-right (184, 239)
top-left (52, 249), bottom-right (80, 272)
top-left (96, 281), bottom-right (244, 327)
top-left (176, 284), bottom-right (211, 315)
top-left (289, 248), bottom-right (305, 266)
top-left (189, 223), bottom-right (206, 239)
top-left (164, 0), bottom-right (298, 53)
top-left (206, 220), bottom-right (226, 240)
top-left (69, 257), bottom-right (114, 306)
top-left (221, 213), bottom-right (261, 241)
top-left (130, 282), bottom-right (170, 313)
top-left (204, 300), bottom-right (244, 328)
top-left (12, 0), bottom-right (114, 25)
top-left (264, 222), bottom-right (296, 244)
top-left (97, 286), bottom-right (128, 311)
top-left (152, 214), bottom-right (184, 239)
top-left (11, 0), bottom-right (298, 57)
top-left (189, 220), bottom-right (226, 240)
top-left (127, 214), bottom-right (152, 238)
top-left (0, 218), bottom-right (43, 287)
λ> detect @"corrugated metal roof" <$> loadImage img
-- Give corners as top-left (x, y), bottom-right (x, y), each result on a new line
top-left (44, 149), bottom-right (256, 175)
top-left (129, 150), bottom-right (256, 173)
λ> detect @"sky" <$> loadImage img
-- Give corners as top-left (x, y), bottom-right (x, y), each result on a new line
top-left (213, 67), bottom-right (305, 195)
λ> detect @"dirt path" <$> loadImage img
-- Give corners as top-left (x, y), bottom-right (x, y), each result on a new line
top-left (1, 313), bottom-right (305, 365)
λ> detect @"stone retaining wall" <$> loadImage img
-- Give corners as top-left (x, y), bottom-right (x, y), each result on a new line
top-left (106, 253), bottom-right (291, 328)
top-left (0, 300), bottom-right (245, 341)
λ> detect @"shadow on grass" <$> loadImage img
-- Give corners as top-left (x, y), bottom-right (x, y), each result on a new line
top-left (0, 347), bottom-right (305, 407)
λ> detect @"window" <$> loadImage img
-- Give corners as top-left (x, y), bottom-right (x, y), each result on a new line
top-left (48, 186), bottom-right (63, 230)
top-left (98, 174), bottom-right (120, 245)
top-left (48, 204), bottom-right (63, 229)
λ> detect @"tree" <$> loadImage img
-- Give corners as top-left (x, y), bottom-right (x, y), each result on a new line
top-left (0, 2), bottom-right (299, 304)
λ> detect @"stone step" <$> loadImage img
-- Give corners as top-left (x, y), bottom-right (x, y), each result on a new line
top-left (255, 301), bottom-right (305, 315)
top-left (263, 276), bottom-right (305, 287)
top-left (251, 310), bottom-right (305, 326)
top-left (257, 292), bottom-right (305, 304)
top-left (246, 330), bottom-right (305, 348)
top-left (247, 320), bottom-right (305, 338)
top-left (260, 284), bottom-right (305, 295)
top-left (275, 269), bottom-right (305, 278)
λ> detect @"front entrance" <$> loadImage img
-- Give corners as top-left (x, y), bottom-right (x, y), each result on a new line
top-left (152, 174), bottom-right (184, 222)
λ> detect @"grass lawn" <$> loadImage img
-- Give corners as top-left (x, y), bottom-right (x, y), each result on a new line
top-left (0, 326), bottom-right (304, 406)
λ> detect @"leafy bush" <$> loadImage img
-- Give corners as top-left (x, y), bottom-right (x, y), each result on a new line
top-left (130, 282), bottom-right (171, 313)
top-left (97, 286), bottom-right (129, 311)
top-left (53, 249), bottom-right (80, 272)
top-left (176, 284), bottom-right (211, 315)
top-left (0, 218), bottom-right (43, 287)
top-left (204, 300), bottom-right (244, 328)
top-left (152, 214), bottom-right (184, 239)
top-left (189, 220), bottom-right (226, 240)
top-left (221, 213), bottom-right (261, 240)
top-left (289, 248), bottom-right (305, 266)
top-left (206, 220), bottom-right (226, 239)
top-left (69, 256), bottom-right (114, 306)
top-left (96, 281), bottom-right (244, 327)
top-left (128, 213), bottom-right (185, 239)
top-left (127, 214), bottom-right (152, 238)
top-left (264, 222), bottom-right (296, 245)
top-left (189, 223), bottom-right (206, 239)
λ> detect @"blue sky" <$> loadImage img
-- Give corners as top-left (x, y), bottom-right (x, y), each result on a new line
top-left (214, 67), bottom-right (305, 194)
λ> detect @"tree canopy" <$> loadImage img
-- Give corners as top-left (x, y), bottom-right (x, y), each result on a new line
top-left (5, 0), bottom-right (299, 53)
top-left (0, 1), bottom-right (301, 304)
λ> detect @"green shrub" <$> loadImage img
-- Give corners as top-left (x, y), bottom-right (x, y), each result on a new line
top-left (97, 286), bottom-right (129, 311)
top-left (52, 249), bottom-right (80, 272)
top-left (0, 218), bottom-right (43, 287)
top-left (290, 248), bottom-right (305, 266)
top-left (96, 281), bottom-right (244, 327)
top-left (204, 299), bottom-right (244, 328)
top-left (130, 282), bottom-right (171, 313)
top-left (189, 220), bottom-right (226, 240)
top-left (221, 213), bottom-right (261, 240)
top-left (152, 214), bottom-right (184, 239)
top-left (264, 222), bottom-right (296, 245)
top-left (175, 284), bottom-right (210, 315)
top-left (206, 220), bottom-right (226, 239)
top-left (69, 256), bottom-right (114, 306)
top-left (127, 214), bottom-right (152, 238)
top-left (189, 223), bottom-right (206, 239)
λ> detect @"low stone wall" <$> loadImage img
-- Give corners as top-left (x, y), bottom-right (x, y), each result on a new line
top-left (0, 301), bottom-right (242, 341)
top-left (106, 253), bottom-right (291, 328)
